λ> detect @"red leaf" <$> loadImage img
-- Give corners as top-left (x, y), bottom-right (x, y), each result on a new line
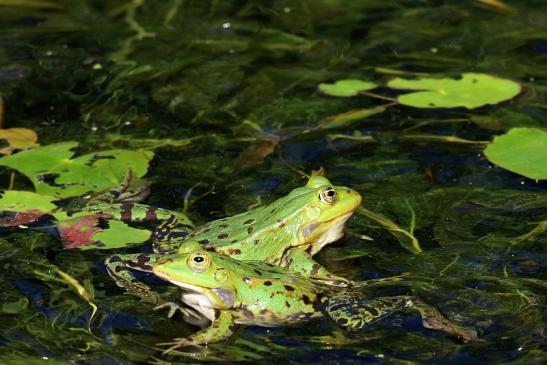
top-left (57, 213), bottom-right (113, 249)
top-left (0, 209), bottom-right (49, 227)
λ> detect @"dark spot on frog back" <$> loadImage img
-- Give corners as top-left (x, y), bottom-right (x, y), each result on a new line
top-left (284, 285), bottom-right (295, 292)
top-left (217, 233), bottom-right (229, 239)
top-left (243, 218), bottom-right (255, 225)
top-left (264, 280), bottom-right (272, 286)
top-left (247, 226), bottom-right (254, 234)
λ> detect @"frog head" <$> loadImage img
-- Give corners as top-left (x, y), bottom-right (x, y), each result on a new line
top-left (184, 175), bottom-right (362, 261)
top-left (153, 242), bottom-right (239, 315)
top-left (291, 176), bottom-right (362, 251)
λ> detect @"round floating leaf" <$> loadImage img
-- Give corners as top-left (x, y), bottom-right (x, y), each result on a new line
top-left (387, 73), bottom-right (521, 109)
top-left (0, 142), bottom-right (154, 198)
top-left (0, 190), bottom-right (57, 226)
top-left (484, 127), bottom-right (547, 180)
top-left (92, 220), bottom-right (151, 249)
top-left (318, 79), bottom-right (377, 97)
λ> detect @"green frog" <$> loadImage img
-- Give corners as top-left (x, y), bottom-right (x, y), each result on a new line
top-left (147, 241), bottom-right (476, 355)
top-left (105, 176), bottom-right (362, 310)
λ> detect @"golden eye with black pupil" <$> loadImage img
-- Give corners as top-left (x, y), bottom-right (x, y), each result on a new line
top-left (319, 187), bottom-right (337, 204)
top-left (188, 252), bottom-right (211, 272)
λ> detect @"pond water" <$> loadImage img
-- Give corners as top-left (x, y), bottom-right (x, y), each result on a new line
top-left (0, 1), bottom-right (546, 364)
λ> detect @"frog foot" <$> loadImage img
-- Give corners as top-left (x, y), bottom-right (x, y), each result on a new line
top-left (157, 338), bottom-right (196, 355)
top-left (154, 302), bottom-right (201, 320)
top-left (315, 274), bottom-right (354, 287)
top-left (421, 312), bottom-right (478, 343)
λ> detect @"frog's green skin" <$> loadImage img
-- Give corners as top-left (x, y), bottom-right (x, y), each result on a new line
top-left (105, 176), bottom-right (361, 309)
top-left (147, 242), bottom-right (477, 355)
top-left (177, 176), bottom-right (361, 278)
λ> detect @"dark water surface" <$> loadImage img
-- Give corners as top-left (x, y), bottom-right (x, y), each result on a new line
top-left (0, 1), bottom-right (546, 364)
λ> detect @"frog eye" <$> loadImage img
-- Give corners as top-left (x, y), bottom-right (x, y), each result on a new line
top-left (187, 251), bottom-right (211, 272)
top-left (319, 187), bottom-right (337, 204)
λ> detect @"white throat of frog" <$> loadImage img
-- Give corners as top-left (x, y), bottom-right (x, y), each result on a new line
top-left (301, 212), bottom-right (353, 255)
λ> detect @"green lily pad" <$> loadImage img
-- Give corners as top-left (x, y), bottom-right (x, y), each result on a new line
top-left (387, 73), bottom-right (521, 109)
top-left (484, 128), bottom-right (547, 180)
top-left (0, 190), bottom-right (57, 226)
top-left (0, 142), bottom-right (154, 199)
top-left (318, 79), bottom-right (377, 97)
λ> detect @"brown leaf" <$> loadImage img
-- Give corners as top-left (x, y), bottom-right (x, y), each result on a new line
top-left (233, 136), bottom-right (280, 169)
top-left (0, 128), bottom-right (38, 155)
top-left (57, 213), bottom-right (114, 249)
top-left (0, 209), bottom-right (49, 227)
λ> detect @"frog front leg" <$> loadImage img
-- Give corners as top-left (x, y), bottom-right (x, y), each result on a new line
top-left (105, 253), bottom-right (199, 319)
top-left (158, 310), bottom-right (236, 355)
top-left (326, 294), bottom-right (477, 342)
top-left (281, 246), bottom-right (352, 287)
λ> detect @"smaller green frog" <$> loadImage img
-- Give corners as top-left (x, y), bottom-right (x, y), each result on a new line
top-left (147, 242), bottom-right (477, 355)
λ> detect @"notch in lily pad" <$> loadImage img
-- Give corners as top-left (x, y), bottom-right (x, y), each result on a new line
top-left (318, 79), bottom-right (377, 97)
top-left (484, 127), bottom-right (547, 180)
top-left (387, 73), bottom-right (521, 109)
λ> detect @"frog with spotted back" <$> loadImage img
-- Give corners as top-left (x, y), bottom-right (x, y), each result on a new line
top-left (105, 176), bottom-right (362, 310)
top-left (144, 241), bottom-right (476, 355)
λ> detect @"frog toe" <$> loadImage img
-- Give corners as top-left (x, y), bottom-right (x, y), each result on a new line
top-left (158, 338), bottom-right (195, 355)
top-left (153, 301), bottom-right (201, 319)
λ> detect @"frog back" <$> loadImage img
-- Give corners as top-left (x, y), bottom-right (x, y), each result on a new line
top-left (186, 189), bottom-right (312, 261)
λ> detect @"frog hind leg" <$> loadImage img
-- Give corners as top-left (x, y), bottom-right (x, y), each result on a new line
top-left (151, 215), bottom-right (191, 254)
top-left (282, 246), bottom-right (351, 287)
top-left (325, 294), bottom-right (477, 342)
top-left (158, 310), bottom-right (236, 355)
top-left (410, 297), bottom-right (478, 342)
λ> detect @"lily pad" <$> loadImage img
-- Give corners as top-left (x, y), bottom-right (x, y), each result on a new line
top-left (387, 73), bottom-right (521, 109)
top-left (484, 127), bottom-right (547, 180)
top-left (57, 213), bottom-right (152, 250)
top-left (0, 190), bottom-right (57, 226)
top-left (318, 79), bottom-right (377, 97)
top-left (0, 142), bottom-right (154, 198)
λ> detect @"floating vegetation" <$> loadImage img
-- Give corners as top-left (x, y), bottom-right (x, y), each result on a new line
top-left (387, 73), bottom-right (521, 109)
top-left (318, 79), bottom-right (378, 97)
top-left (484, 128), bottom-right (547, 180)
top-left (0, 142), bottom-right (154, 199)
